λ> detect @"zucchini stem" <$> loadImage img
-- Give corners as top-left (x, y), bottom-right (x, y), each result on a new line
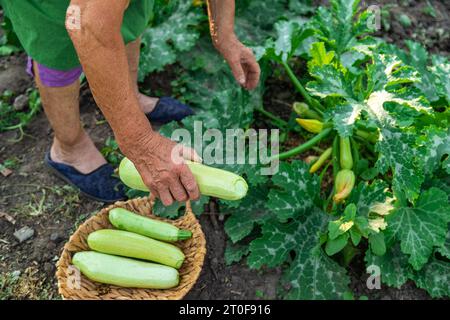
top-left (350, 137), bottom-right (360, 171)
top-left (254, 107), bottom-right (288, 128)
top-left (274, 128), bottom-right (332, 160)
top-left (319, 160), bottom-right (332, 185)
top-left (332, 135), bottom-right (340, 180)
top-left (177, 230), bottom-right (193, 240)
top-left (281, 61), bottom-right (325, 114)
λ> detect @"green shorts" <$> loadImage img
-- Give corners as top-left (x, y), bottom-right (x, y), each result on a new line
top-left (1, 0), bottom-right (154, 71)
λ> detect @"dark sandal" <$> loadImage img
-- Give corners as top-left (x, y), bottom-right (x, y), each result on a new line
top-left (145, 96), bottom-right (194, 125)
top-left (44, 152), bottom-right (127, 203)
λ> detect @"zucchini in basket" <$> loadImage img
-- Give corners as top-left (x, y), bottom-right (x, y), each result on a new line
top-left (72, 251), bottom-right (179, 289)
top-left (88, 229), bottom-right (185, 269)
top-left (109, 207), bottom-right (192, 242)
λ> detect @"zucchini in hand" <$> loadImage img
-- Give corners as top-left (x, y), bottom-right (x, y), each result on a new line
top-left (119, 157), bottom-right (248, 201)
top-left (109, 207), bottom-right (192, 242)
top-left (87, 229), bottom-right (185, 269)
top-left (72, 251), bottom-right (179, 289)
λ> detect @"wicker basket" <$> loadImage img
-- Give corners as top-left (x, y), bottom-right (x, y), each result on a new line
top-left (56, 197), bottom-right (206, 300)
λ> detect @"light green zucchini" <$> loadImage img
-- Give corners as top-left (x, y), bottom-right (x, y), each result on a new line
top-left (72, 251), bottom-right (179, 289)
top-left (109, 207), bottom-right (192, 242)
top-left (119, 157), bottom-right (248, 201)
top-left (87, 229), bottom-right (185, 269)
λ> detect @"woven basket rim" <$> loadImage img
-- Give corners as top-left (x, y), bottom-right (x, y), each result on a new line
top-left (56, 197), bottom-right (206, 300)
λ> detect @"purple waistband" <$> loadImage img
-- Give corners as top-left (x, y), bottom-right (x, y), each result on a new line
top-left (27, 57), bottom-right (83, 87)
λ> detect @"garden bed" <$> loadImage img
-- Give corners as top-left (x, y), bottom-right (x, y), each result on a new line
top-left (1, 0), bottom-right (448, 300)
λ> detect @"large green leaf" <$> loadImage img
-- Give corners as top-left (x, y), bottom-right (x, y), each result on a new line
top-left (324, 102), bottom-right (362, 137)
top-left (312, 0), bottom-right (376, 55)
top-left (152, 195), bottom-right (209, 218)
top-left (381, 41), bottom-right (450, 104)
top-left (375, 126), bottom-right (424, 200)
top-left (413, 256), bottom-right (450, 298)
top-left (139, 1), bottom-right (203, 80)
top-left (364, 244), bottom-right (411, 288)
top-left (247, 218), bottom-right (299, 269)
top-left (224, 187), bottom-right (272, 243)
top-left (436, 229), bottom-right (450, 259)
top-left (224, 242), bottom-right (250, 266)
top-left (283, 246), bottom-right (350, 300)
top-left (247, 208), bottom-right (349, 299)
top-left (348, 180), bottom-right (389, 217)
top-left (418, 126), bottom-right (450, 175)
top-left (430, 55), bottom-right (450, 104)
top-left (266, 161), bottom-right (321, 221)
top-left (288, 0), bottom-right (314, 15)
top-left (307, 64), bottom-right (353, 99)
top-left (256, 20), bottom-right (314, 63)
top-left (386, 188), bottom-right (450, 270)
top-left (235, 0), bottom-right (297, 45)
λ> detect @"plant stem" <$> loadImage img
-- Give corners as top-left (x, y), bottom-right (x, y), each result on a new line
top-left (355, 129), bottom-right (378, 144)
top-left (3, 122), bottom-right (24, 130)
top-left (281, 61), bottom-right (325, 114)
top-left (254, 107), bottom-right (288, 128)
top-left (319, 160), bottom-right (332, 185)
top-left (324, 186), bottom-right (335, 213)
top-left (280, 131), bottom-right (288, 144)
top-left (350, 137), bottom-right (360, 170)
top-left (274, 128), bottom-right (332, 160)
top-left (332, 135), bottom-right (340, 180)
top-left (312, 146), bottom-right (325, 153)
top-left (355, 122), bottom-right (378, 132)
top-left (354, 135), bottom-right (376, 154)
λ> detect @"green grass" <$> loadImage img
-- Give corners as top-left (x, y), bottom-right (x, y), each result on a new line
top-left (0, 271), bottom-right (20, 300)
top-left (0, 89), bottom-right (42, 141)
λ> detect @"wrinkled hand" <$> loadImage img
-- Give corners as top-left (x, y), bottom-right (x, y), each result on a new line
top-left (124, 133), bottom-right (201, 206)
top-left (217, 36), bottom-right (261, 90)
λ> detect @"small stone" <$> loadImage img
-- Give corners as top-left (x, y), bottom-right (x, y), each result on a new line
top-left (13, 226), bottom-right (34, 243)
top-left (0, 168), bottom-right (13, 177)
top-left (50, 232), bottom-right (62, 242)
top-left (13, 94), bottom-right (29, 111)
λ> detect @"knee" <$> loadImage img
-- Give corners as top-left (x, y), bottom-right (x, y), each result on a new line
top-left (65, 1), bottom-right (125, 51)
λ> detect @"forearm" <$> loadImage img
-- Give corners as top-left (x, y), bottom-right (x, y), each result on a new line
top-left (206, 0), bottom-right (237, 48)
top-left (67, 0), bottom-right (153, 153)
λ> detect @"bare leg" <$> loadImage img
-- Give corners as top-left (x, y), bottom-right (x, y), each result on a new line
top-left (34, 62), bottom-right (106, 174)
top-left (125, 37), bottom-right (159, 114)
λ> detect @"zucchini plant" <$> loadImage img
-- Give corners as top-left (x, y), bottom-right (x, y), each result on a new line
top-left (220, 0), bottom-right (449, 299)
top-left (129, 0), bottom-right (450, 299)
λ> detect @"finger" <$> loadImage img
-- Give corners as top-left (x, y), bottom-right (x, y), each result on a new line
top-left (229, 59), bottom-right (246, 87)
top-left (243, 55), bottom-right (261, 90)
top-left (158, 187), bottom-right (174, 206)
top-left (179, 165), bottom-right (200, 200)
top-left (181, 145), bottom-right (202, 163)
top-left (149, 187), bottom-right (159, 201)
top-left (245, 70), bottom-right (260, 90)
top-left (169, 178), bottom-right (189, 202)
top-left (170, 143), bottom-right (185, 165)
top-left (245, 65), bottom-right (260, 90)
top-left (141, 171), bottom-right (159, 199)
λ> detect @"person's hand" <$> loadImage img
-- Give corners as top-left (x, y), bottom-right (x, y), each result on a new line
top-left (216, 35), bottom-right (261, 90)
top-left (124, 132), bottom-right (202, 206)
